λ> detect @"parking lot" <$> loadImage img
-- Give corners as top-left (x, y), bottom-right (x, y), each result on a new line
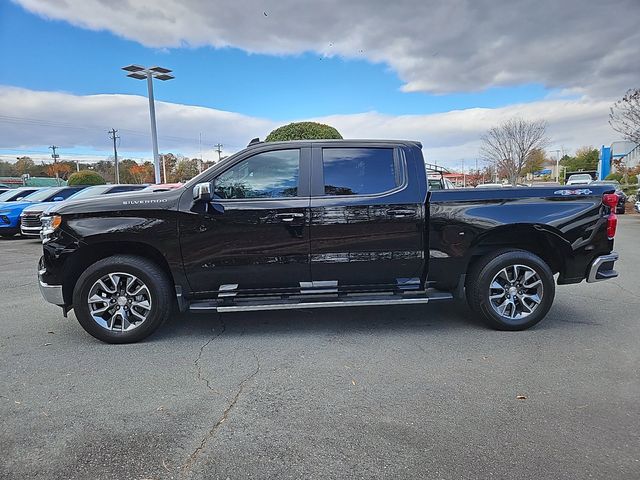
top-left (0, 216), bottom-right (638, 479)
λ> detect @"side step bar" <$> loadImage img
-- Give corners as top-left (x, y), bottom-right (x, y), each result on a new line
top-left (189, 290), bottom-right (453, 313)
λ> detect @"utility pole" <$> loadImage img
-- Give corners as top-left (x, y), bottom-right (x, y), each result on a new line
top-left (108, 128), bottom-right (120, 183)
top-left (214, 143), bottom-right (223, 163)
top-left (49, 145), bottom-right (60, 186)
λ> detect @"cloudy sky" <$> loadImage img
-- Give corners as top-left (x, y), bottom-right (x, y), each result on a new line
top-left (1, 0), bottom-right (638, 168)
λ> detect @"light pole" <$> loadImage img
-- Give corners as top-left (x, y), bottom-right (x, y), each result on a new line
top-left (552, 149), bottom-right (561, 183)
top-left (122, 65), bottom-right (174, 184)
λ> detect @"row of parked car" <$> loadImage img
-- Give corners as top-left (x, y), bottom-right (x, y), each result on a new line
top-left (0, 183), bottom-right (182, 238)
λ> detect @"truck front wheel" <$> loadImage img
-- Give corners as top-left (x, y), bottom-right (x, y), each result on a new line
top-left (466, 249), bottom-right (555, 330)
top-left (72, 255), bottom-right (173, 343)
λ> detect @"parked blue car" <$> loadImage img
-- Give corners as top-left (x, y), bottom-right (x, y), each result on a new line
top-left (0, 186), bottom-right (87, 238)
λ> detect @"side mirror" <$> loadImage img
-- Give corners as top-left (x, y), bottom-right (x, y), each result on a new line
top-left (53, 196), bottom-right (64, 202)
top-left (193, 182), bottom-right (212, 202)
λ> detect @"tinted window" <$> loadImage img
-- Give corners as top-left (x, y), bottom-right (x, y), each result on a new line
top-left (214, 149), bottom-right (299, 199)
top-left (47, 188), bottom-right (84, 201)
top-left (0, 189), bottom-right (37, 201)
top-left (22, 188), bottom-right (56, 202)
top-left (323, 148), bottom-right (397, 196)
top-left (109, 185), bottom-right (145, 194)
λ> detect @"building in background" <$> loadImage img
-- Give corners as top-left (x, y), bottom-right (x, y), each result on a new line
top-left (0, 176), bottom-right (66, 188)
top-left (599, 141), bottom-right (639, 180)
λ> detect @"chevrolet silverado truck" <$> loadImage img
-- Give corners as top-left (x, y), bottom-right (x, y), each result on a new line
top-left (37, 139), bottom-right (620, 343)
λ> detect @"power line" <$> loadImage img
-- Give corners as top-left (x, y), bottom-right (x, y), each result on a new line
top-left (0, 114), bottom-right (205, 145)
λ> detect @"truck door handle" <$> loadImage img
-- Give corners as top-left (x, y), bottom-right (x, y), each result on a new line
top-left (276, 213), bottom-right (304, 222)
top-left (386, 209), bottom-right (416, 217)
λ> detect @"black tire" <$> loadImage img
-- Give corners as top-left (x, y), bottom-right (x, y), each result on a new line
top-left (0, 232), bottom-right (17, 238)
top-left (466, 249), bottom-right (555, 331)
top-left (72, 255), bottom-right (174, 343)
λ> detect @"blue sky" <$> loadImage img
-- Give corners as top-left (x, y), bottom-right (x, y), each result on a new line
top-left (0, 1), bottom-right (549, 120)
top-left (0, 0), bottom-right (634, 166)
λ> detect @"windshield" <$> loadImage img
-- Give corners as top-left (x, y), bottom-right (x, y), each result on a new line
top-left (65, 185), bottom-right (111, 200)
top-left (0, 190), bottom-right (26, 202)
top-left (22, 188), bottom-right (57, 202)
top-left (568, 174), bottom-right (591, 181)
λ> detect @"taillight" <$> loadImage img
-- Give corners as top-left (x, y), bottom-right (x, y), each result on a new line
top-left (603, 193), bottom-right (618, 208)
top-left (603, 193), bottom-right (618, 239)
top-left (607, 213), bottom-right (617, 239)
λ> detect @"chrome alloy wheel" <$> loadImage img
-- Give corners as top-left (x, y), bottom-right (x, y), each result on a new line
top-left (87, 272), bottom-right (152, 332)
top-left (489, 264), bottom-right (543, 320)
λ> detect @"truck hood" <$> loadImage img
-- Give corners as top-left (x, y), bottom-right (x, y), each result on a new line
top-left (48, 188), bottom-right (184, 216)
top-left (20, 202), bottom-right (52, 214)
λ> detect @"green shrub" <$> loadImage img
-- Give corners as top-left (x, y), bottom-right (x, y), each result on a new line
top-left (605, 173), bottom-right (622, 181)
top-left (67, 170), bottom-right (106, 186)
top-left (265, 122), bottom-right (343, 142)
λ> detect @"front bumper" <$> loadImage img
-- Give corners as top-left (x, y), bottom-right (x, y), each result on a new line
top-left (21, 225), bottom-right (42, 236)
top-left (586, 252), bottom-right (619, 283)
top-left (38, 264), bottom-right (64, 306)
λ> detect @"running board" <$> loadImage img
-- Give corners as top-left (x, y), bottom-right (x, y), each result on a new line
top-left (189, 290), bottom-right (453, 313)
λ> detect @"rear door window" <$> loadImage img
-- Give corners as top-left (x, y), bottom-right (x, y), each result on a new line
top-left (322, 148), bottom-right (398, 196)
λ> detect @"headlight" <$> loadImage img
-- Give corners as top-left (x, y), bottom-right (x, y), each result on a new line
top-left (40, 215), bottom-right (62, 242)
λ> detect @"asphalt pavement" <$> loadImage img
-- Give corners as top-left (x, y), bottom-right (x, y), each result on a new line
top-left (1, 216), bottom-right (639, 479)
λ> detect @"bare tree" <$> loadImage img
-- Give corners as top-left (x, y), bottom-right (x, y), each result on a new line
top-left (480, 118), bottom-right (549, 186)
top-left (609, 88), bottom-right (640, 144)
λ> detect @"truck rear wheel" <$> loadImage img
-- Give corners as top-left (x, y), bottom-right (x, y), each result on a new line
top-left (72, 255), bottom-right (173, 343)
top-left (466, 249), bottom-right (555, 330)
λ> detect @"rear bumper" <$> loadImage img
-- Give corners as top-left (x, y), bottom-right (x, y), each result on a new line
top-left (586, 252), bottom-right (619, 283)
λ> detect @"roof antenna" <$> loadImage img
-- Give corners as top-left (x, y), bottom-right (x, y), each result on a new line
top-left (248, 137), bottom-right (261, 146)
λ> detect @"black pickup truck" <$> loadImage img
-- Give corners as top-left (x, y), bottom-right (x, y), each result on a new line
top-left (38, 139), bottom-right (620, 343)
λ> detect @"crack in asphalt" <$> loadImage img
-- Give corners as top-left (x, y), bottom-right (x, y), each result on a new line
top-left (181, 328), bottom-right (261, 477)
top-left (608, 280), bottom-right (638, 298)
top-left (194, 317), bottom-right (226, 394)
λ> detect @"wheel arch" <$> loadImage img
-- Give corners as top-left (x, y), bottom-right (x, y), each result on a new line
top-left (62, 241), bottom-right (176, 304)
top-left (465, 223), bottom-right (570, 279)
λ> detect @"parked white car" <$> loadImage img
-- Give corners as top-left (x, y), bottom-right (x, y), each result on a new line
top-left (566, 173), bottom-right (593, 186)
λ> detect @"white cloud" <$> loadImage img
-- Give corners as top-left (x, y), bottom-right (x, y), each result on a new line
top-left (13, 0), bottom-right (640, 97)
top-left (0, 86), bottom-right (616, 169)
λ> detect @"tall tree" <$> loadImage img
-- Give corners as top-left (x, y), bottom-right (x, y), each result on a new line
top-left (480, 118), bottom-right (550, 185)
top-left (560, 146), bottom-right (599, 172)
top-left (174, 158), bottom-right (199, 182)
top-left (609, 88), bottom-right (640, 144)
top-left (524, 148), bottom-right (547, 176)
top-left (0, 160), bottom-right (15, 176)
top-left (14, 156), bottom-right (34, 175)
top-left (129, 163), bottom-right (155, 184)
